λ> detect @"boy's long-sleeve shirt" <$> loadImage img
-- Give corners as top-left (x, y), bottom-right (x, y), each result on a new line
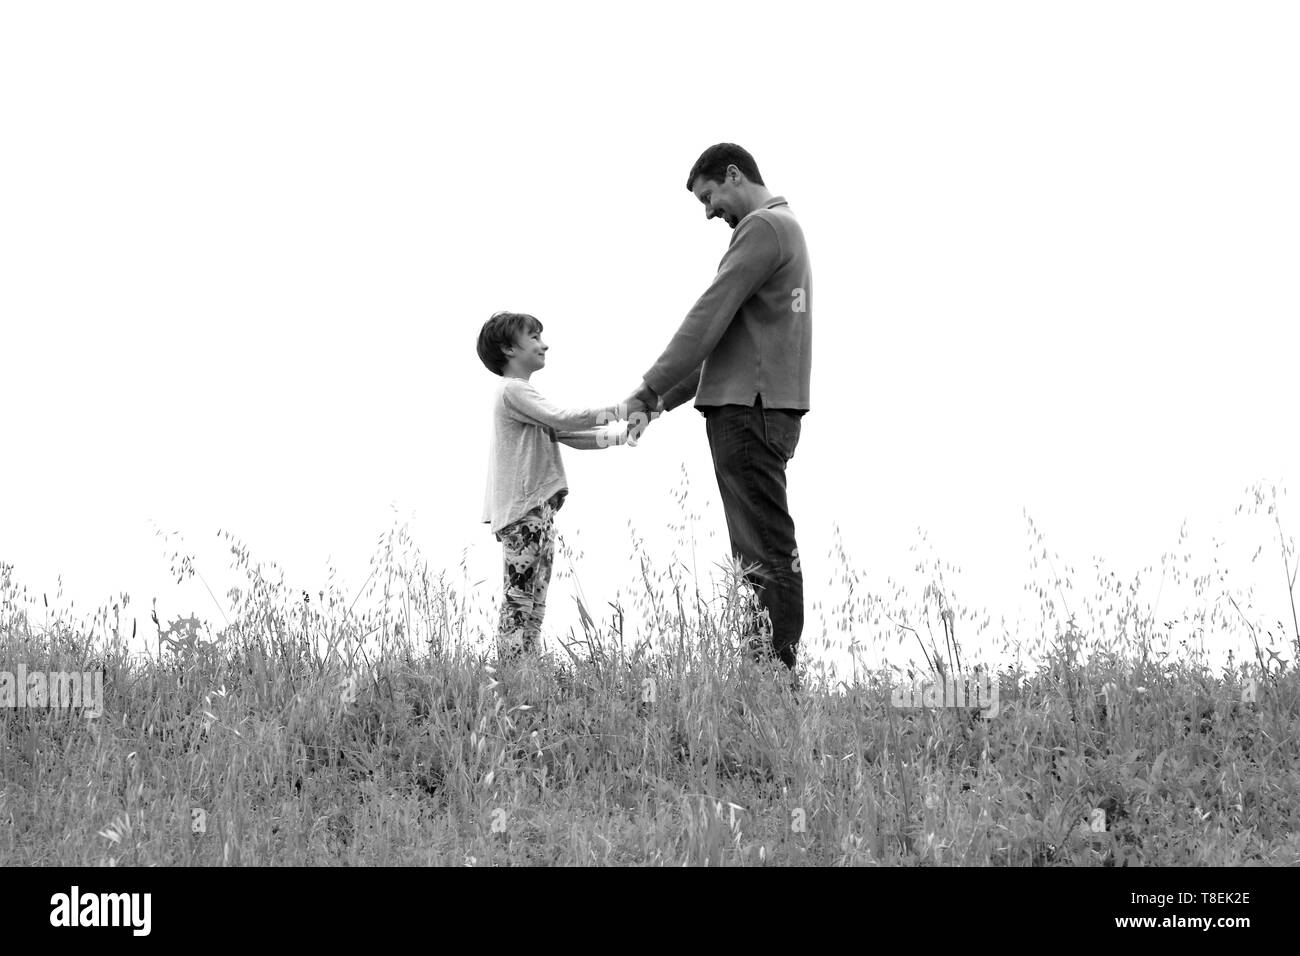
top-left (482, 378), bottom-right (622, 533)
top-left (642, 196), bottom-right (812, 413)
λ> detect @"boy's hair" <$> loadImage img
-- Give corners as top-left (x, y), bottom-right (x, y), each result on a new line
top-left (477, 311), bottom-right (543, 376)
top-left (685, 143), bottom-right (765, 191)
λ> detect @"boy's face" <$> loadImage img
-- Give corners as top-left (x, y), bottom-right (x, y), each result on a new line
top-left (504, 328), bottom-right (547, 372)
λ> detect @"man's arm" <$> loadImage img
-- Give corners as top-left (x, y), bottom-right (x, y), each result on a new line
top-left (623, 371), bottom-right (695, 418)
top-left (639, 216), bottom-right (781, 400)
top-left (658, 366), bottom-right (702, 413)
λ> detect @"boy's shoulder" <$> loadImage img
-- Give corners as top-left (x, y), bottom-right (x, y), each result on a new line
top-left (497, 377), bottom-right (537, 400)
top-left (492, 377), bottom-right (545, 416)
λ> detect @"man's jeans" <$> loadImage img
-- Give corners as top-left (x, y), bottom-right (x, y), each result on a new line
top-left (703, 399), bottom-right (804, 669)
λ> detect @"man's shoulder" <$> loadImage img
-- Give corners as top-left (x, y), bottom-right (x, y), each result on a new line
top-left (759, 202), bottom-right (808, 260)
top-left (751, 201), bottom-right (800, 232)
top-left (744, 200), bottom-right (801, 237)
top-left (735, 203), bottom-right (803, 263)
top-left (730, 211), bottom-right (783, 254)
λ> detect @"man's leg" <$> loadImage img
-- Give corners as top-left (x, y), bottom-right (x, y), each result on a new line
top-left (705, 401), bottom-right (804, 669)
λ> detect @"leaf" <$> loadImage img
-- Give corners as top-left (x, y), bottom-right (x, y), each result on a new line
top-left (1150, 748), bottom-right (1168, 782)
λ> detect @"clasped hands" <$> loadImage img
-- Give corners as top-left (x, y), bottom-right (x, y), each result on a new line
top-left (610, 381), bottom-right (665, 446)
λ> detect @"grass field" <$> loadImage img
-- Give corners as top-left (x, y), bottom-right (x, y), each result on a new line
top-left (3, 497), bottom-right (1299, 867)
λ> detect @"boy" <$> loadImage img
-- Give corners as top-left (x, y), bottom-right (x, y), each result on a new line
top-left (477, 311), bottom-right (632, 661)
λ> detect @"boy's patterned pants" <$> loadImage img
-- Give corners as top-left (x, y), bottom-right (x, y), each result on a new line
top-left (494, 491), bottom-right (563, 660)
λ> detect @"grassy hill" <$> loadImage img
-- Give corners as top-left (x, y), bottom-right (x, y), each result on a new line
top-left (3, 533), bottom-right (1297, 867)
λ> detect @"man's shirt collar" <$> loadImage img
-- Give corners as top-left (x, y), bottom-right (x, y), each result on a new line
top-left (737, 196), bottom-right (789, 229)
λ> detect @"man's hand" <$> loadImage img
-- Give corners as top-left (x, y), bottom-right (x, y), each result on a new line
top-left (622, 380), bottom-right (660, 420)
top-left (627, 393), bottom-right (665, 445)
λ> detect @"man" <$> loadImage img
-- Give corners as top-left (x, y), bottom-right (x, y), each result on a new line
top-left (626, 143), bottom-right (812, 673)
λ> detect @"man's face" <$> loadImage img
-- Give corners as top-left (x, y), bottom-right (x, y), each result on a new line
top-left (691, 171), bottom-right (745, 229)
top-left (506, 328), bottom-right (547, 371)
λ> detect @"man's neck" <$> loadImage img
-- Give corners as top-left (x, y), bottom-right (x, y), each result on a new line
top-left (740, 185), bottom-right (774, 218)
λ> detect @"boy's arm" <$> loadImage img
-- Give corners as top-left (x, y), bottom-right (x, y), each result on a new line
top-left (555, 421), bottom-right (630, 450)
top-left (502, 380), bottom-right (620, 432)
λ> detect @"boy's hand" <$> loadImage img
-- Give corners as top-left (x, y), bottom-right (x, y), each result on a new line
top-left (594, 419), bottom-right (636, 447)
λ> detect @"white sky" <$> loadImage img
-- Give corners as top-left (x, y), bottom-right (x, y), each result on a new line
top-left (3, 1), bottom-right (1298, 673)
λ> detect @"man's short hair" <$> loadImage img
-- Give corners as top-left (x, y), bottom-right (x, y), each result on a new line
top-left (477, 311), bottom-right (543, 375)
top-left (685, 143), bottom-right (765, 190)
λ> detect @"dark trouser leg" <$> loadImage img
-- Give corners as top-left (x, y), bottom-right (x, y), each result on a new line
top-left (705, 401), bottom-right (804, 669)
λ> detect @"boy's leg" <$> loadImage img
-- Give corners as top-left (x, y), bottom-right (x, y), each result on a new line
top-left (496, 508), bottom-right (547, 661)
top-left (495, 494), bottom-right (562, 661)
top-left (523, 493), bottom-right (560, 639)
